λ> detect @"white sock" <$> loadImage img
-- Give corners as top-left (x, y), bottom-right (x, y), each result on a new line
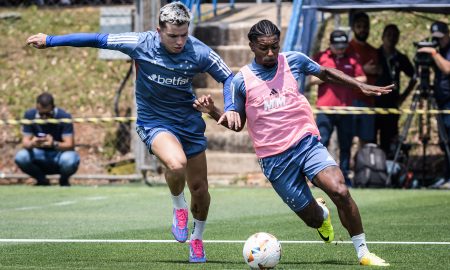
top-left (317, 201), bottom-right (329, 221)
top-left (351, 233), bottom-right (370, 260)
top-left (171, 192), bottom-right (188, 209)
top-left (190, 218), bottom-right (206, 240)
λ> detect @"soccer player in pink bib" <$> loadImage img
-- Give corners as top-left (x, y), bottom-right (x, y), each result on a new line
top-left (195, 20), bottom-right (392, 266)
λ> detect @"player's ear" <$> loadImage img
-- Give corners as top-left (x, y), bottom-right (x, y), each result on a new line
top-left (249, 42), bottom-right (255, 52)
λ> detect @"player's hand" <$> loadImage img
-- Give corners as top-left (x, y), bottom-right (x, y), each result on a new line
top-left (193, 94), bottom-right (214, 113)
top-left (360, 84), bottom-right (394, 96)
top-left (218, 110), bottom-right (241, 131)
top-left (26, 33), bottom-right (48, 49)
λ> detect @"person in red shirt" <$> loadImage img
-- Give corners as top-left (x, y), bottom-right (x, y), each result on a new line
top-left (348, 12), bottom-right (381, 146)
top-left (311, 30), bottom-right (366, 186)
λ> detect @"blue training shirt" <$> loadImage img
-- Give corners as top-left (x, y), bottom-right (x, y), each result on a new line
top-left (22, 108), bottom-right (74, 142)
top-left (231, 51), bottom-right (321, 116)
top-left (46, 32), bottom-right (233, 128)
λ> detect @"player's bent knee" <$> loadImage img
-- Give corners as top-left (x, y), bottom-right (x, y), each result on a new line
top-left (165, 160), bottom-right (187, 174)
top-left (330, 184), bottom-right (351, 204)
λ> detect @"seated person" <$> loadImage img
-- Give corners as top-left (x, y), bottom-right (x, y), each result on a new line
top-left (15, 92), bottom-right (79, 186)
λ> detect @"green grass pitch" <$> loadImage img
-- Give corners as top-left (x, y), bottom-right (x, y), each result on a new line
top-left (0, 185), bottom-right (449, 269)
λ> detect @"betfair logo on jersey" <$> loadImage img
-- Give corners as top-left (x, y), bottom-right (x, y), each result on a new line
top-left (148, 74), bottom-right (189, 86)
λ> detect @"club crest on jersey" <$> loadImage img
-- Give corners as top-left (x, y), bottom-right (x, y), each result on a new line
top-left (148, 74), bottom-right (189, 86)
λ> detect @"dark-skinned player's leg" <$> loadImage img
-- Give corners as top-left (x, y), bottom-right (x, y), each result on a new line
top-left (314, 166), bottom-right (389, 266)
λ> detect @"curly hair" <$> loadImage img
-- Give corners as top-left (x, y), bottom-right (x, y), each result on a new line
top-left (247, 20), bottom-right (280, 43)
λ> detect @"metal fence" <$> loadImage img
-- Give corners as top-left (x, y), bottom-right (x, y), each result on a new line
top-left (0, 0), bottom-right (133, 6)
top-left (0, 120), bottom-right (141, 183)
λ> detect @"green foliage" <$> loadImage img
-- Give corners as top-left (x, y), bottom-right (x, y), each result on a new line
top-left (102, 126), bottom-right (120, 159)
top-left (0, 186), bottom-right (449, 269)
top-left (0, 6), bottom-right (133, 119)
top-left (0, 7), bottom-right (134, 160)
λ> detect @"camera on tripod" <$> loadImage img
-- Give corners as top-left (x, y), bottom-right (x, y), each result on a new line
top-left (412, 38), bottom-right (438, 93)
top-left (413, 38), bottom-right (438, 67)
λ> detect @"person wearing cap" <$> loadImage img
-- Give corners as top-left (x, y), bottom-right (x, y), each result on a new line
top-left (374, 24), bottom-right (415, 159)
top-left (348, 12), bottom-right (381, 147)
top-left (311, 30), bottom-right (366, 186)
top-left (418, 21), bottom-right (450, 188)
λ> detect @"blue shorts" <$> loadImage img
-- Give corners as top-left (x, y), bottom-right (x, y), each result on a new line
top-left (136, 123), bottom-right (207, 159)
top-left (352, 100), bottom-right (375, 142)
top-left (259, 135), bottom-right (337, 212)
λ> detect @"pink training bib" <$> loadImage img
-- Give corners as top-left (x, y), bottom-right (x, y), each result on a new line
top-left (241, 53), bottom-right (320, 158)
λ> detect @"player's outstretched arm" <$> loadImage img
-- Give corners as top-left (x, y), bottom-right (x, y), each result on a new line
top-left (26, 33), bottom-right (109, 49)
top-left (316, 66), bottom-right (394, 96)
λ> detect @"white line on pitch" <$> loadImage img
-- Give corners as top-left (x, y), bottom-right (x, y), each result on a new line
top-left (0, 239), bottom-right (449, 245)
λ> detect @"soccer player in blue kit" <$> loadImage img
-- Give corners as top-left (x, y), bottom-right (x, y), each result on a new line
top-left (26, 2), bottom-right (238, 263)
top-left (195, 20), bottom-right (392, 266)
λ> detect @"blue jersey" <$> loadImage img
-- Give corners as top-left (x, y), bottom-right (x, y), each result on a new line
top-left (231, 51), bottom-right (321, 115)
top-left (22, 108), bottom-right (74, 142)
top-left (106, 31), bottom-right (232, 127)
top-left (46, 32), bottom-right (232, 127)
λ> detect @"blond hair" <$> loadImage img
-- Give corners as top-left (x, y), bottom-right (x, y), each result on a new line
top-left (159, 2), bottom-right (191, 28)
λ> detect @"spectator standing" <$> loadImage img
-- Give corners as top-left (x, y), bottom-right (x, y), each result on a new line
top-left (375, 24), bottom-right (415, 157)
top-left (418, 21), bottom-right (450, 188)
top-left (311, 30), bottom-right (366, 186)
top-left (14, 92), bottom-right (79, 186)
top-left (348, 12), bottom-right (380, 146)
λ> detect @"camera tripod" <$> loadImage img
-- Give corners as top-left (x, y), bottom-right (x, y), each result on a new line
top-left (387, 70), bottom-right (450, 187)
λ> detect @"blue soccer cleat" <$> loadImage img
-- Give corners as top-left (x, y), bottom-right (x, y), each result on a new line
top-left (189, 239), bottom-right (207, 263)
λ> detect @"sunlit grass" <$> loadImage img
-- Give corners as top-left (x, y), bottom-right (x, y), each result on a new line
top-left (0, 186), bottom-right (449, 269)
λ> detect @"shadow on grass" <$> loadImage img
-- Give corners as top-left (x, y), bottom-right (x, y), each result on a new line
top-left (154, 259), bottom-right (356, 267)
top-left (154, 259), bottom-right (243, 264)
top-left (280, 259), bottom-right (356, 266)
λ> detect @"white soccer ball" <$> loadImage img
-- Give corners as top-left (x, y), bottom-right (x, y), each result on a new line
top-left (243, 232), bottom-right (282, 269)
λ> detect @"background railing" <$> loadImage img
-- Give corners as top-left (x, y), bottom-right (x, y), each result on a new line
top-left (0, 0), bottom-right (236, 185)
top-left (0, 0), bottom-right (134, 6)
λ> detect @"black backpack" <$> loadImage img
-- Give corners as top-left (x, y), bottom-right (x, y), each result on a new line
top-left (354, 143), bottom-right (388, 188)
